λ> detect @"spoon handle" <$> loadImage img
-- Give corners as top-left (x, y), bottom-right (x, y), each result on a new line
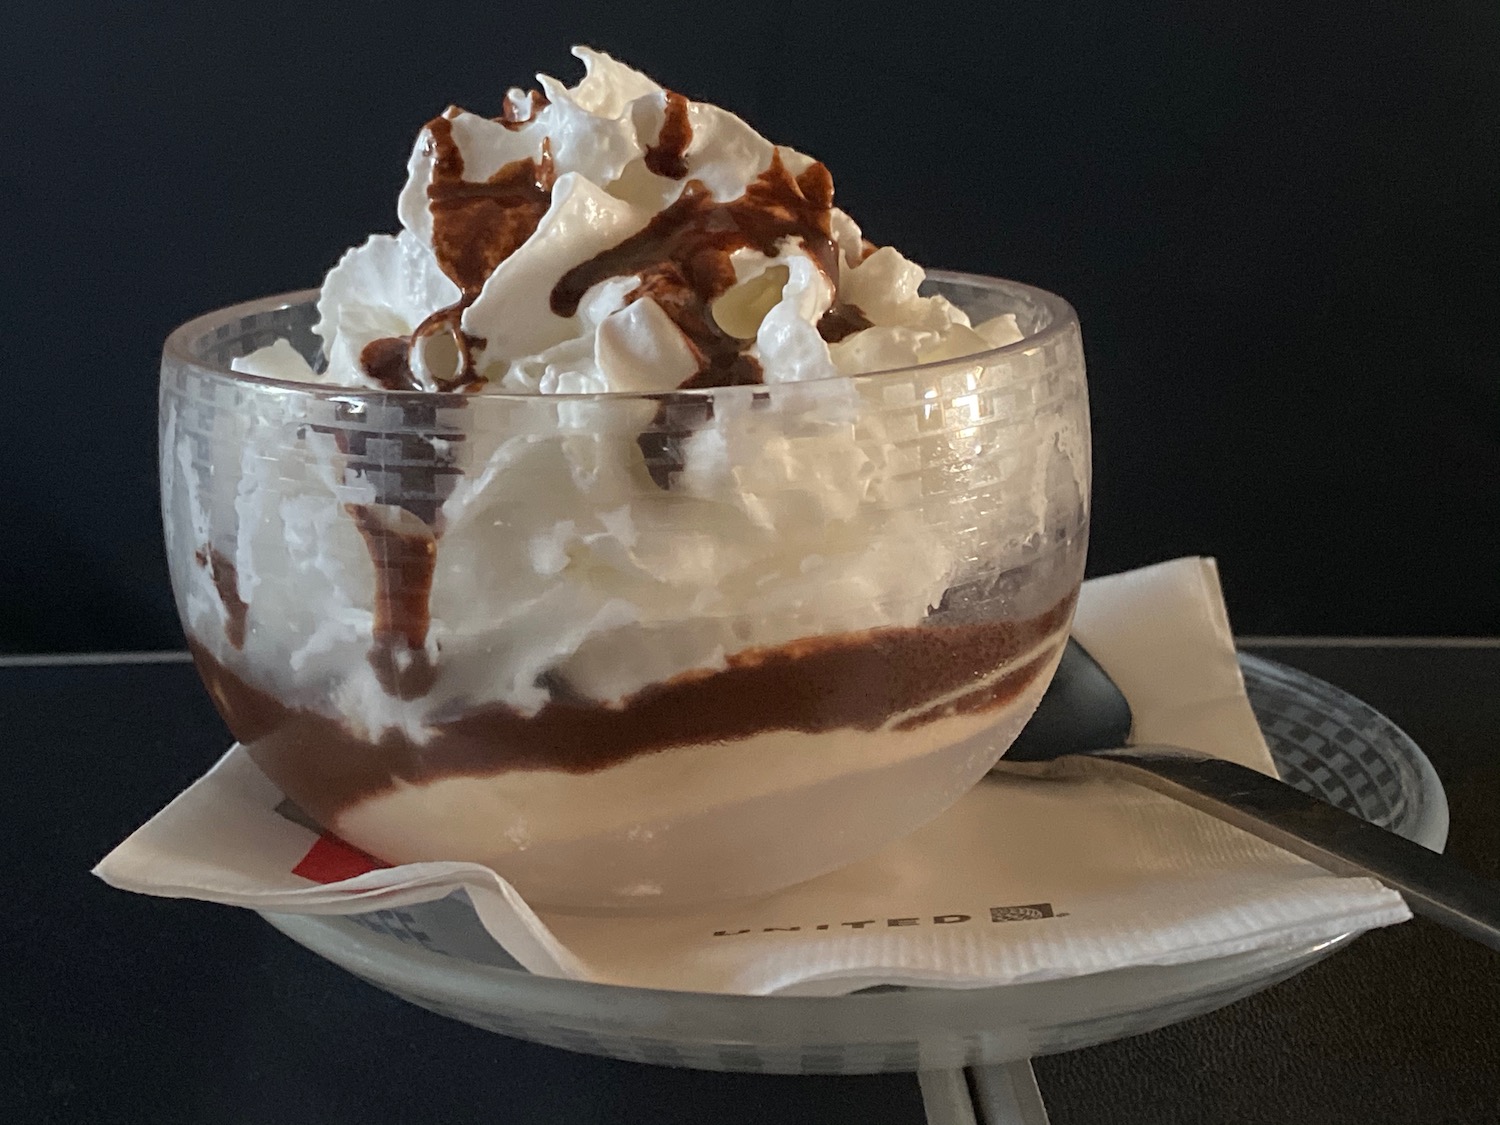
top-left (1006, 746), bottom-right (1500, 954)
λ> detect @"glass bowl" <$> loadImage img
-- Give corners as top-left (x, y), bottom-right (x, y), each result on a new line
top-left (259, 655), bottom-right (1447, 1073)
top-left (161, 273), bottom-right (1091, 911)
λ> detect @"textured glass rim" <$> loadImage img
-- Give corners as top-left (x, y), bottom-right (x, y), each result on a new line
top-left (161, 271), bottom-right (1080, 402)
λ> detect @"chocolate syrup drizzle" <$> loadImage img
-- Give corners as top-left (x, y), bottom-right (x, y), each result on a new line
top-left (194, 548), bottom-right (249, 650)
top-left (553, 150), bottom-right (838, 387)
top-left (427, 117), bottom-right (556, 301)
top-left (365, 91), bottom-right (873, 400)
top-left (501, 89), bottom-right (549, 129)
top-left (548, 144), bottom-right (869, 484)
top-left (317, 393), bottom-right (464, 700)
top-left (643, 91), bottom-right (692, 179)
top-left (345, 504), bottom-right (440, 699)
top-left (341, 100), bottom-right (558, 693)
top-left (358, 106), bottom-right (556, 392)
top-left (358, 337), bottom-right (416, 391)
top-left (816, 300), bottom-right (874, 343)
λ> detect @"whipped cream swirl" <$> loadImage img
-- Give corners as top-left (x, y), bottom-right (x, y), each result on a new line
top-left (236, 47), bottom-right (1020, 395)
top-left (214, 49), bottom-right (1032, 724)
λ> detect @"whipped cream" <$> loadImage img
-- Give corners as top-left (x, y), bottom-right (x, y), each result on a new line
top-left (233, 46), bottom-right (1021, 394)
top-left (205, 49), bottom-right (1046, 724)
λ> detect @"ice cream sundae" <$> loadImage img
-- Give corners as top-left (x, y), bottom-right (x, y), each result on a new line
top-left (161, 48), bottom-right (1091, 909)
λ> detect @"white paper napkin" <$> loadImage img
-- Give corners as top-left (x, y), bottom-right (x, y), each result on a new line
top-left (95, 557), bottom-right (1409, 995)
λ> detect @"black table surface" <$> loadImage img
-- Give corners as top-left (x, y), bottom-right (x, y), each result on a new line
top-left (9, 643), bottom-right (1499, 1124)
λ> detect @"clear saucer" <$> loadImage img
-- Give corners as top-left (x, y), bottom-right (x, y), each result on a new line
top-left (261, 655), bottom-right (1447, 1074)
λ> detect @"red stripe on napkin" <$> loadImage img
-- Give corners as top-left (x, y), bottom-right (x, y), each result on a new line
top-left (293, 833), bottom-right (389, 884)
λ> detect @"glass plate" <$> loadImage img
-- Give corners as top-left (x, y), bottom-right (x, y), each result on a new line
top-left (261, 655), bottom-right (1446, 1074)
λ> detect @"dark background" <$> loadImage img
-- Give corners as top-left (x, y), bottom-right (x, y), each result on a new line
top-left (4, 1), bottom-right (1496, 652)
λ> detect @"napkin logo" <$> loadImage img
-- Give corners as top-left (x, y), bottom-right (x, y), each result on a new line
top-left (991, 904), bottom-right (1056, 922)
top-left (711, 903), bottom-right (1059, 937)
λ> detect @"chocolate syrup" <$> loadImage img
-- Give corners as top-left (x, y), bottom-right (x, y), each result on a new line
top-left (194, 548), bottom-right (249, 650)
top-left (817, 301), bottom-right (874, 344)
top-left (191, 590), bottom-right (1074, 829)
top-left (552, 150), bottom-right (838, 389)
top-left (428, 118), bottom-right (556, 300)
top-left (357, 115), bottom-right (556, 392)
top-left (499, 89), bottom-right (548, 129)
top-left (552, 148), bottom-right (845, 484)
top-left (339, 109), bottom-right (566, 696)
top-left (636, 394), bottom-right (715, 490)
top-left (319, 399), bottom-right (459, 697)
top-left (359, 337), bottom-right (419, 392)
top-left (345, 504), bottom-right (439, 699)
top-left (644, 91), bottom-right (692, 179)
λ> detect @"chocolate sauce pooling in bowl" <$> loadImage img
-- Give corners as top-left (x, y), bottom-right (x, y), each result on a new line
top-left (193, 549), bottom-right (248, 650)
top-left (190, 590), bottom-right (1073, 835)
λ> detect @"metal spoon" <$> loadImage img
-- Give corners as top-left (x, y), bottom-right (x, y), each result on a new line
top-left (994, 639), bottom-right (1500, 953)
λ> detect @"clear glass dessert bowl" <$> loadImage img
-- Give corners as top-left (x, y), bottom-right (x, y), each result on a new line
top-left (161, 272), bottom-right (1091, 912)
